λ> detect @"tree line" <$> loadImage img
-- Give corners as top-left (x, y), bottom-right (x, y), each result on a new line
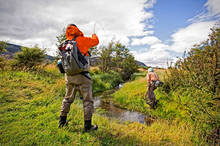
top-left (0, 33), bottom-right (138, 81)
top-left (90, 41), bottom-right (138, 80)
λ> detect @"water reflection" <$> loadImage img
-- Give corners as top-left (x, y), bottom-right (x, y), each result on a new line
top-left (94, 96), bottom-right (146, 124)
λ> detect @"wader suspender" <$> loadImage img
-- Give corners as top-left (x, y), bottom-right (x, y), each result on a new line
top-left (80, 71), bottom-right (91, 80)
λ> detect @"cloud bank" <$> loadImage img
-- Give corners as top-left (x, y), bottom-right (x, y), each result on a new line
top-left (0, 0), bottom-right (155, 55)
top-left (0, 0), bottom-right (219, 67)
top-left (169, 21), bottom-right (215, 53)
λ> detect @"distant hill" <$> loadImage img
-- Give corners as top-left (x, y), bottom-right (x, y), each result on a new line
top-left (1, 43), bottom-right (147, 66)
top-left (90, 56), bottom-right (147, 67)
top-left (136, 60), bottom-right (147, 67)
top-left (1, 43), bottom-right (55, 61)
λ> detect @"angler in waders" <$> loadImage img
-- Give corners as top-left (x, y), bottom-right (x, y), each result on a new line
top-left (58, 24), bottom-right (99, 132)
top-left (145, 68), bottom-right (160, 109)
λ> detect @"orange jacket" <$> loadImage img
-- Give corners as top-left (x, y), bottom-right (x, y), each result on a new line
top-left (66, 25), bottom-right (99, 56)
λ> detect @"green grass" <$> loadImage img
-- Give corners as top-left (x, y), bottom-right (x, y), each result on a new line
top-left (112, 75), bottom-right (213, 144)
top-left (130, 72), bottom-right (146, 80)
top-left (113, 77), bottom-right (183, 119)
top-left (91, 70), bottom-right (122, 93)
top-left (0, 67), bottom-right (202, 145)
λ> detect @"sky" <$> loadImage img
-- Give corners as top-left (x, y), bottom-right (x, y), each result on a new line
top-left (0, 0), bottom-right (220, 67)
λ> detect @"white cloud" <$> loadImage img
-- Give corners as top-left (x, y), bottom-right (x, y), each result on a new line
top-left (1, 0), bottom-right (218, 68)
top-left (170, 21), bottom-right (215, 53)
top-left (168, 0), bottom-right (220, 55)
top-left (131, 47), bottom-right (172, 67)
top-left (130, 0), bottom-right (219, 67)
top-left (130, 0), bottom-right (220, 67)
top-left (150, 43), bottom-right (169, 49)
top-left (0, 0), bottom-right (155, 55)
top-left (143, 30), bottom-right (154, 35)
top-left (8, 38), bottom-right (58, 56)
top-left (205, 0), bottom-right (220, 17)
top-left (188, 0), bottom-right (220, 22)
top-left (130, 21), bottom-right (215, 67)
top-left (131, 42), bottom-right (173, 67)
top-left (131, 36), bottom-right (161, 46)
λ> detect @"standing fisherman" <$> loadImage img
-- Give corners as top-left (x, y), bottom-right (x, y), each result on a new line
top-left (58, 24), bottom-right (99, 132)
top-left (145, 68), bottom-right (160, 109)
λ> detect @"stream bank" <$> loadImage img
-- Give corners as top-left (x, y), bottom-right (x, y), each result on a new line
top-left (93, 89), bottom-right (154, 125)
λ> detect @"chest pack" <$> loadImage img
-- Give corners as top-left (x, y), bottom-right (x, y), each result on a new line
top-left (150, 80), bottom-right (164, 90)
top-left (58, 38), bottom-right (89, 75)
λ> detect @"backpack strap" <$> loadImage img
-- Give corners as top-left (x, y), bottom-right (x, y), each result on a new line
top-left (80, 71), bottom-right (91, 80)
top-left (72, 36), bottom-right (78, 41)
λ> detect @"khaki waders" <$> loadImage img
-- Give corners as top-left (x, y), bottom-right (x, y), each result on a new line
top-left (60, 74), bottom-right (94, 121)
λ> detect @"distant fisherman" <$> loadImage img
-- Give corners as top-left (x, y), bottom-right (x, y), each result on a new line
top-left (145, 68), bottom-right (162, 109)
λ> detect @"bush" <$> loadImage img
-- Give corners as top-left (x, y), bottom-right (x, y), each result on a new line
top-left (0, 56), bottom-right (6, 70)
top-left (120, 54), bottom-right (138, 81)
top-left (0, 41), bottom-right (7, 53)
top-left (96, 41), bottom-right (138, 81)
top-left (92, 75), bottom-right (111, 93)
top-left (130, 72), bottom-right (146, 81)
top-left (12, 46), bottom-right (46, 70)
top-left (164, 27), bottom-right (220, 96)
top-left (91, 70), bottom-right (122, 93)
top-left (162, 26), bottom-right (220, 143)
top-left (100, 71), bottom-right (122, 88)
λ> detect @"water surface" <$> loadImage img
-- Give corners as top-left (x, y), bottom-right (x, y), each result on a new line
top-left (94, 90), bottom-right (147, 124)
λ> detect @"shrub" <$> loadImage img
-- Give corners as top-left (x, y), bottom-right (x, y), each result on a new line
top-left (130, 72), bottom-right (146, 81)
top-left (162, 26), bottom-right (220, 143)
top-left (164, 26), bottom-right (220, 96)
top-left (0, 41), bottom-right (7, 53)
top-left (13, 46), bottom-right (46, 70)
top-left (0, 56), bottom-right (6, 70)
top-left (92, 70), bottom-right (122, 93)
top-left (96, 41), bottom-right (138, 81)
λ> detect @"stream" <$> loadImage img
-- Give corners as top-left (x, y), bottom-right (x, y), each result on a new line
top-left (93, 89), bottom-right (147, 124)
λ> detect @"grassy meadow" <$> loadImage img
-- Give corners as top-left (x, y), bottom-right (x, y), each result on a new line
top-left (0, 65), bottom-right (202, 145)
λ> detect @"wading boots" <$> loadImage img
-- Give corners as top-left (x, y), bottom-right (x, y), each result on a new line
top-left (84, 119), bottom-right (98, 132)
top-left (59, 116), bottom-right (68, 128)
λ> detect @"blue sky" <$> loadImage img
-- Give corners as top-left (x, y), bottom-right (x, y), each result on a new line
top-left (153, 0), bottom-right (207, 41)
top-left (130, 0), bottom-right (211, 57)
top-left (130, 0), bottom-right (219, 67)
top-left (0, 0), bottom-right (219, 67)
